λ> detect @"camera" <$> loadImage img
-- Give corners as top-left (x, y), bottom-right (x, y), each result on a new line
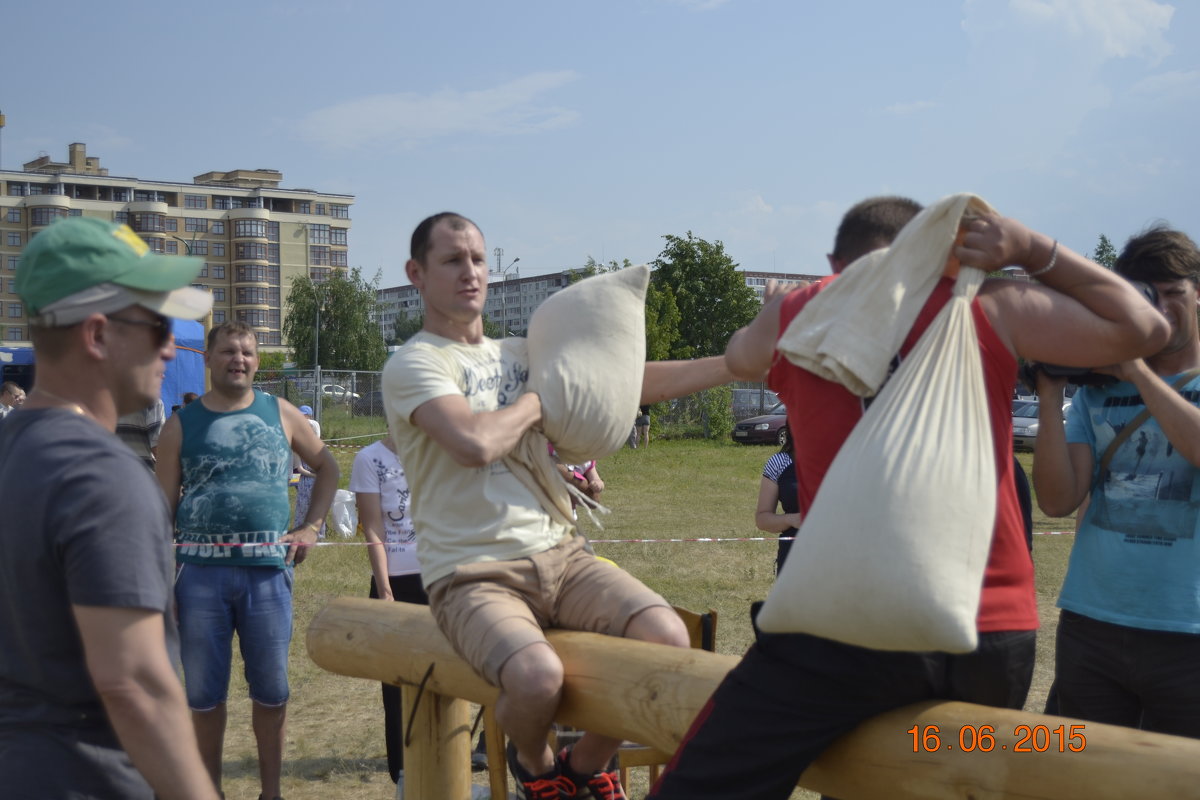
top-left (1020, 280), bottom-right (1159, 390)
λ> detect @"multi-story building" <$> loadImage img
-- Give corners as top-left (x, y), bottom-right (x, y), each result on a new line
top-left (377, 267), bottom-right (822, 342)
top-left (0, 143), bottom-right (352, 350)
top-left (377, 269), bottom-right (580, 340)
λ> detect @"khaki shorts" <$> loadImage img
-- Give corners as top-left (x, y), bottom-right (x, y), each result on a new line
top-left (427, 535), bottom-right (671, 686)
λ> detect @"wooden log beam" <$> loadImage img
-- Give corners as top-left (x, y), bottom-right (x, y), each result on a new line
top-left (308, 598), bottom-right (1200, 799)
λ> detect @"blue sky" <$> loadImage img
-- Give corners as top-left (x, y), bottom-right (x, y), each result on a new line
top-left (4, 0), bottom-right (1196, 288)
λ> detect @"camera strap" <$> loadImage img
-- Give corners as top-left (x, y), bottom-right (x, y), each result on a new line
top-left (1098, 367), bottom-right (1200, 478)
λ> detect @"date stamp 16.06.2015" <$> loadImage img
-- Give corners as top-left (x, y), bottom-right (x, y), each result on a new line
top-left (908, 724), bottom-right (1086, 753)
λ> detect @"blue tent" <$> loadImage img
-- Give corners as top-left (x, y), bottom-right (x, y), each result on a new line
top-left (0, 318), bottom-right (206, 417)
top-left (161, 318), bottom-right (206, 416)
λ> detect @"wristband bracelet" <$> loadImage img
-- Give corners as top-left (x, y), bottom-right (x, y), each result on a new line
top-left (304, 521), bottom-right (321, 533)
top-left (1026, 239), bottom-right (1059, 279)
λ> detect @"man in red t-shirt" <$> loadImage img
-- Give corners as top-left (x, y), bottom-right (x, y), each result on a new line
top-left (648, 197), bottom-right (1169, 800)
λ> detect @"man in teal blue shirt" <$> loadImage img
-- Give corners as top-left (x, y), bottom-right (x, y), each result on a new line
top-left (157, 320), bottom-right (338, 800)
top-left (1033, 225), bottom-right (1200, 737)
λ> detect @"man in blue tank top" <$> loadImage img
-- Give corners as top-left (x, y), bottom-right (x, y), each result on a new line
top-left (156, 321), bottom-right (338, 800)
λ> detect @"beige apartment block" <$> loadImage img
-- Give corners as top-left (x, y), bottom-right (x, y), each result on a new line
top-left (0, 143), bottom-right (352, 351)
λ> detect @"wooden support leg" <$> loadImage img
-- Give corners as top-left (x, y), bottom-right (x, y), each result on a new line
top-left (402, 685), bottom-right (473, 800)
top-left (483, 705), bottom-right (508, 800)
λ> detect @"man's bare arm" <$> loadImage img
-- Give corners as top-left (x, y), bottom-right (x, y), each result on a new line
top-left (73, 605), bottom-right (220, 800)
top-left (412, 391), bottom-right (542, 468)
top-left (279, 400), bottom-right (340, 564)
top-left (967, 216), bottom-right (1169, 367)
top-left (725, 281), bottom-right (796, 381)
top-left (154, 414), bottom-right (184, 519)
top-left (1111, 359), bottom-right (1200, 468)
top-left (641, 356), bottom-right (734, 405)
top-left (1030, 373), bottom-right (1094, 517)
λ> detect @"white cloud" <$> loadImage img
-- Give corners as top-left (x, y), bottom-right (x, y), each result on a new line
top-left (1008, 0), bottom-right (1174, 61)
top-left (1131, 69), bottom-right (1200, 96)
top-left (884, 100), bottom-right (936, 116)
top-left (297, 71), bottom-right (580, 150)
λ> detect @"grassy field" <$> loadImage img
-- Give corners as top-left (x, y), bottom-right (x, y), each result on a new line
top-left (212, 439), bottom-right (1075, 800)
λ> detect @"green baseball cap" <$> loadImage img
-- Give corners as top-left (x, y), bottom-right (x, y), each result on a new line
top-left (17, 217), bottom-right (212, 325)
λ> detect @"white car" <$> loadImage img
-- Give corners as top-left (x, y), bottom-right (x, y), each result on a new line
top-left (1012, 398), bottom-right (1072, 449)
top-left (321, 384), bottom-right (361, 402)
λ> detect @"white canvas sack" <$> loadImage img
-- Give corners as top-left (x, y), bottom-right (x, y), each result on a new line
top-left (501, 266), bottom-right (650, 528)
top-left (757, 198), bottom-right (997, 653)
top-left (525, 265), bottom-right (649, 464)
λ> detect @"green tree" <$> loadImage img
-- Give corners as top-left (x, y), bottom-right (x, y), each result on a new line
top-left (392, 314), bottom-right (424, 344)
top-left (283, 268), bottom-right (388, 370)
top-left (1093, 234), bottom-right (1118, 269)
top-left (395, 312), bottom-right (506, 342)
top-left (644, 280), bottom-right (682, 361)
top-left (651, 232), bottom-right (759, 358)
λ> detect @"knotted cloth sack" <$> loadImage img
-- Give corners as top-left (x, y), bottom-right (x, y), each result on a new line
top-left (526, 265), bottom-right (649, 464)
top-left (502, 266), bottom-right (650, 528)
top-left (756, 194), bottom-right (997, 653)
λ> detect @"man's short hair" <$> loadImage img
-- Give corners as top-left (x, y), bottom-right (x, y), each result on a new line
top-left (410, 212), bottom-right (481, 264)
top-left (206, 320), bottom-right (258, 351)
top-left (0, 382), bottom-right (21, 399)
top-left (832, 196), bottom-right (923, 265)
top-left (1114, 225), bottom-right (1200, 285)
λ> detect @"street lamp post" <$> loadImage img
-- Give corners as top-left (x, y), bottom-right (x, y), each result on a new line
top-left (313, 289), bottom-right (324, 426)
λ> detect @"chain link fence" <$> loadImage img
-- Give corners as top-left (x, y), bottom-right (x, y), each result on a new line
top-left (252, 370), bottom-right (778, 445)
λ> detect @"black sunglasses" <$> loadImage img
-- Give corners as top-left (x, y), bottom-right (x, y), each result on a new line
top-left (107, 313), bottom-right (173, 347)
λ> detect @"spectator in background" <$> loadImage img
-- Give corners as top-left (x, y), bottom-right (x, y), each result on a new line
top-left (755, 427), bottom-right (800, 575)
top-left (1032, 225), bottom-right (1200, 737)
top-left (116, 397), bottom-right (166, 471)
top-left (349, 429), bottom-right (428, 791)
top-left (635, 404), bottom-right (651, 448)
top-left (0, 382), bottom-right (25, 418)
top-left (292, 404), bottom-right (326, 538)
top-left (156, 321), bottom-right (338, 800)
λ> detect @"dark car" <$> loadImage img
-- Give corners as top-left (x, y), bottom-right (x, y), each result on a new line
top-left (731, 402), bottom-right (788, 446)
top-left (352, 390), bottom-right (385, 417)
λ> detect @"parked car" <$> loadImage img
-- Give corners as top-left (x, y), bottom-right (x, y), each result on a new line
top-left (352, 390), bottom-right (385, 417)
top-left (1012, 399), bottom-right (1072, 450)
top-left (731, 402), bottom-right (788, 446)
top-left (321, 383), bottom-right (361, 402)
top-left (732, 388), bottom-right (780, 420)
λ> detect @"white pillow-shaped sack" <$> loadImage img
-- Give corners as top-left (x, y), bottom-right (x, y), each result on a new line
top-left (525, 266), bottom-right (649, 465)
top-left (756, 268), bottom-right (996, 653)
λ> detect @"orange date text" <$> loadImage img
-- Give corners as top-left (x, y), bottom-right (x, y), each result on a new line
top-left (907, 724), bottom-right (1086, 753)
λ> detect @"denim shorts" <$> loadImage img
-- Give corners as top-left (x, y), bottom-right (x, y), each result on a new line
top-left (175, 563), bottom-right (294, 709)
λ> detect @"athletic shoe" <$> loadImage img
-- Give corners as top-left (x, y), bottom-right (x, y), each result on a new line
top-left (557, 746), bottom-right (627, 800)
top-left (472, 731), bottom-right (490, 771)
top-left (506, 741), bottom-right (577, 799)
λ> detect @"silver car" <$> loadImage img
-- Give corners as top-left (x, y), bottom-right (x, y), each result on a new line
top-left (1012, 399), bottom-right (1072, 450)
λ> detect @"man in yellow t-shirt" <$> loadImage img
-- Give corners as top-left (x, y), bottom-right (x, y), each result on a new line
top-left (384, 212), bottom-right (732, 800)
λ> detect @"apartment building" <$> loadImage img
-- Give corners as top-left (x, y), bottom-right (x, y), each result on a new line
top-left (377, 267), bottom-right (822, 341)
top-left (0, 143), bottom-right (352, 350)
top-left (378, 269), bottom-right (579, 340)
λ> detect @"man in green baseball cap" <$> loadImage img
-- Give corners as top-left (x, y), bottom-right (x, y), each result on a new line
top-left (0, 216), bottom-right (220, 800)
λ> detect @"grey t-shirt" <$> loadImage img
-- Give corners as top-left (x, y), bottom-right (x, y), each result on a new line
top-left (0, 408), bottom-right (177, 797)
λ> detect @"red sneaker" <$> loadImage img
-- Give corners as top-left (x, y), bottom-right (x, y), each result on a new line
top-left (557, 746), bottom-right (627, 800)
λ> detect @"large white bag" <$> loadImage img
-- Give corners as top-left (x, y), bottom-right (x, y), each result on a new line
top-left (525, 266), bottom-right (649, 464)
top-left (500, 266), bottom-right (650, 528)
top-left (756, 198), bottom-right (997, 653)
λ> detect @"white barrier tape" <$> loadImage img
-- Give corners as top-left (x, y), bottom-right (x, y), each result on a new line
top-left (175, 531), bottom-right (1076, 548)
